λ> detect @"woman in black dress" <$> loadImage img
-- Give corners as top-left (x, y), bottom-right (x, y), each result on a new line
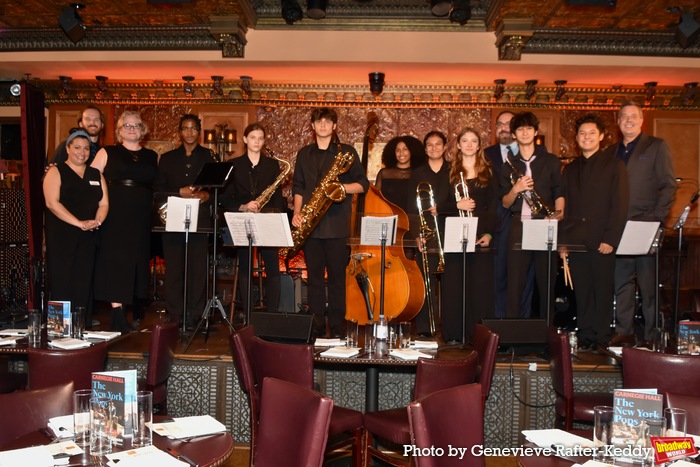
top-left (43, 130), bottom-right (108, 311)
top-left (374, 135), bottom-right (426, 214)
top-left (442, 128), bottom-right (498, 344)
top-left (91, 111), bottom-right (158, 332)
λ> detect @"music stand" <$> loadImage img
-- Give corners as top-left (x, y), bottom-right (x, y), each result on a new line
top-left (359, 215), bottom-right (398, 322)
top-left (223, 212), bottom-right (294, 326)
top-left (165, 196), bottom-right (200, 334)
top-left (184, 161), bottom-right (235, 353)
top-left (444, 217), bottom-right (478, 345)
top-left (522, 219), bottom-right (558, 323)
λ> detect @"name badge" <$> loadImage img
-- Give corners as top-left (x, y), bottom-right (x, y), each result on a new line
top-left (89, 180), bottom-right (100, 186)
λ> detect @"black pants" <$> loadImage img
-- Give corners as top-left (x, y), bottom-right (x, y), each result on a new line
top-left (415, 250), bottom-right (441, 336)
top-left (571, 250), bottom-right (615, 344)
top-left (162, 232), bottom-right (209, 323)
top-left (237, 246), bottom-right (281, 315)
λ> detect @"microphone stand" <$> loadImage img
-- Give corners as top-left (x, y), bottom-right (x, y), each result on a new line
top-left (673, 192), bottom-right (699, 329)
top-left (546, 225), bottom-right (554, 325)
top-left (461, 224), bottom-right (469, 345)
top-left (181, 204), bottom-right (191, 334)
top-left (245, 219), bottom-right (254, 327)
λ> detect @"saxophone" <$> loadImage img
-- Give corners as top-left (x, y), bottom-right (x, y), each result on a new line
top-left (281, 138), bottom-right (355, 259)
top-left (253, 147), bottom-right (291, 211)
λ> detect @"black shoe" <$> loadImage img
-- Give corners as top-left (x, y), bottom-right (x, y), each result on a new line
top-left (578, 337), bottom-right (595, 351)
top-left (110, 306), bottom-right (134, 333)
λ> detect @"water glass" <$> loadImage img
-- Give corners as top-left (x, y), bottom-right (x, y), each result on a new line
top-left (653, 328), bottom-right (669, 353)
top-left (364, 325), bottom-right (375, 354)
top-left (346, 319), bottom-right (359, 348)
top-left (664, 407), bottom-right (687, 437)
top-left (399, 322), bottom-right (412, 348)
top-left (132, 391), bottom-right (153, 448)
top-left (642, 417), bottom-right (666, 465)
top-left (90, 396), bottom-right (112, 456)
top-left (73, 389), bottom-right (93, 447)
top-left (71, 307), bottom-right (85, 339)
top-left (27, 309), bottom-right (41, 346)
top-left (593, 405), bottom-right (614, 461)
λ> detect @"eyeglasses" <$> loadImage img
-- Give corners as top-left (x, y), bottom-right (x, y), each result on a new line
top-left (123, 123), bottom-right (141, 130)
top-left (495, 122), bottom-right (511, 129)
top-left (180, 127), bottom-right (199, 132)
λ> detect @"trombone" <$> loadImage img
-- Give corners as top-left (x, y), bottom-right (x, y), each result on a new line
top-left (454, 172), bottom-right (472, 218)
top-left (416, 182), bottom-right (445, 337)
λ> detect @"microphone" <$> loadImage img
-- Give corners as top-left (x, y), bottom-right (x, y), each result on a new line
top-left (244, 218), bottom-right (253, 237)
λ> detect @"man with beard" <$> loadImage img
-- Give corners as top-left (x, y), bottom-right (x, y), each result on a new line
top-left (51, 105), bottom-right (105, 165)
top-left (485, 111), bottom-right (534, 318)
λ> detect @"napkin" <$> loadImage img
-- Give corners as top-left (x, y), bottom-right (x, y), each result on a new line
top-left (522, 428), bottom-right (593, 448)
top-left (83, 330), bottom-right (121, 341)
top-left (314, 338), bottom-right (346, 347)
top-left (389, 348), bottom-right (434, 361)
top-left (48, 337), bottom-right (91, 350)
top-left (48, 415), bottom-right (75, 438)
top-left (607, 346), bottom-right (623, 356)
top-left (152, 415), bottom-right (226, 440)
top-left (0, 329), bottom-right (27, 337)
top-left (320, 347), bottom-right (360, 358)
top-left (106, 445), bottom-right (188, 466)
top-left (0, 446), bottom-right (55, 467)
top-left (0, 336), bottom-right (21, 346)
top-left (411, 340), bottom-right (438, 349)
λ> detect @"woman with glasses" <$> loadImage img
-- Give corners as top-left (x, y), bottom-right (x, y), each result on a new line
top-left (154, 114), bottom-right (216, 329)
top-left (91, 111), bottom-right (158, 332)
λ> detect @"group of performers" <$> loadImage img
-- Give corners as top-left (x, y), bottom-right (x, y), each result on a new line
top-left (43, 102), bottom-right (676, 348)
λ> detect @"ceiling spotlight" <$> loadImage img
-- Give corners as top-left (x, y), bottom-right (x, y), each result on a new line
top-left (96, 75), bottom-right (108, 93)
top-left (240, 76), bottom-right (252, 98)
top-left (58, 3), bottom-right (86, 44)
top-left (554, 80), bottom-right (567, 101)
top-left (182, 76), bottom-right (194, 96)
top-left (430, 0), bottom-right (451, 17)
top-left (282, 0), bottom-right (303, 24)
top-left (676, 11), bottom-right (700, 48)
top-left (9, 82), bottom-right (21, 97)
top-left (525, 79), bottom-right (538, 100)
top-left (59, 75), bottom-right (72, 95)
top-left (644, 81), bottom-right (658, 103)
top-left (306, 0), bottom-right (327, 19)
top-left (493, 79), bottom-right (506, 100)
top-left (449, 0), bottom-right (471, 25)
top-left (212, 76), bottom-right (224, 96)
top-left (683, 82), bottom-right (698, 106)
top-left (369, 72), bottom-right (385, 96)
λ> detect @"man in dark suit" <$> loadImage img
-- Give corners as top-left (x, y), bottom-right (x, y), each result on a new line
top-left (561, 114), bottom-right (629, 348)
top-left (605, 101), bottom-right (677, 347)
top-left (485, 110), bottom-right (534, 318)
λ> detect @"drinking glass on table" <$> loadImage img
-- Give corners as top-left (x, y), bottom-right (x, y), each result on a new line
top-left (73, 389), bottom-right (92, 447)
top-left (641, 416), bottom-right (666, 466)
top-left (593, 405), bottom-right (614, 462)
top-left (90, 396), bottom-right (112, 456)
top-left (664, 408), bottom-right (687, 437)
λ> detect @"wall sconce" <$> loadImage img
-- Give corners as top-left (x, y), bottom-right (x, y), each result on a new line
top-left (369, 72), bottom-right (385, 96)
top-left (306, 0), bottom-right (327, 19)
top-left (96, 75), bottom-right (108, 93)
top-left (281, 0), bottom-right (303, 24)
top-left (554, 80), bottom-right (567, 101)
top-left (525, 79), bottom-right (538, 100)
top-left (182, 75), bottom-right (194, 96)
top-left (534, 135), bottom-right (546, 147)
top-left (58, 3), bottom-right (86, 44)
top-left (203, 124), bottom-right (237, 161)
top-left (644, 81), bottom-right (658, 103)
top-left (211, 75), bottom-right (224, 96)
top-left (240, 76), bottom-right (252, 98)
top-left (59, 75), bottom-right (72, 95)
top-left (493, 79), bottom-right (506, 100)
top-left (683, 82), bottom-right (698, 106)
top-left (449, 0), bottom-right (471, 25)
top-left (430, 0), bottom-right (451, 17)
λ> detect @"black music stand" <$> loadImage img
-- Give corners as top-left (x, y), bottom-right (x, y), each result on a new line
top-left (359, 215), bottom-right (398, 322)
top-left (184, 161), bottom-right (235, 353)
top-left (444, 216), bottom-right (478, 346)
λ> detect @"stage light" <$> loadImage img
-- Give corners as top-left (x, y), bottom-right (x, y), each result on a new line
top-left (493, 79), bottom-right (506, 100)
top-left (96, 75), bottom-right (108, 93)
top-left (59, 76), bottom-right (72, 95)
top-left (182, 76), bottom-right (194, 96)
top-left (449, 0), bottom-right (471, 25)
top-left (282, 0), bottom-right (303, 24)
top-left (683, 82), bottom-right (698, 106)
top-left (369, 72), bottom-right (385, 96)
top-left (212, 76), bottom-right (224, 96)
top-left (554, 80), bottom-right (567, 101)
top-left (644, 81), bottom-right (657, 103)
top-left (676, 11), bottom-right (700, 48)
top-left (306, 0), bottom-right (327, 19)
top-left (525, 79), bottom-right (538, 100)
top-left (58, 3), bottom-right (86, 44)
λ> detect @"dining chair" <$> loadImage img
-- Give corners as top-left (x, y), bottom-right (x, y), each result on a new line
top-left (622, 347), bottom-right (700, 397)
top-left (0, 381), bottom-right (74, 449)
top-left (253, 377), bottom-right (334, 467)
top-left (472, 323), bottom-right (499, 405)
top-left (362, 353), bottom-right (479, 467)
top-left (665, 392), bottom-right (700, 435)
top-left (0, 357), bottom-right (27, 393)
top-left (408, 383), bottom-right (484, 467)
top-left (547, 326), bottom-right (613, 431)
top-left (138, 320), bottom-right (179, 415)
top-left (27, 341), bottom-right (108, 390)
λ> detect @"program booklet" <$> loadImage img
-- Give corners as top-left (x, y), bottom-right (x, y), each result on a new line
top-left (47, 300), bottom-right (71, 337)
top-left (677, 321), bottom-right (700, 355)
top-left (91, 370), bottom-right (138, 446)
top-left (612, 389), bottom-right (663, 452)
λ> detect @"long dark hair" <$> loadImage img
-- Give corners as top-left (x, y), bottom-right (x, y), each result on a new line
top-left (449, 127), bottom-right (491, 188)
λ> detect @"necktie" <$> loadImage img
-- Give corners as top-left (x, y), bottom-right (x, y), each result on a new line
top-left (521, 157), bottom-right (535, 219)
top-left (506, 145), bottom-right (514, 160)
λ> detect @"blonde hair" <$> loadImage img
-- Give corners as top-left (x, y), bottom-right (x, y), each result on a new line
top-left (115, 110), bottom-right (149, 143)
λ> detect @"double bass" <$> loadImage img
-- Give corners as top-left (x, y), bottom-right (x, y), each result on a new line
top-left (345, 116), bottom-right (425, 326)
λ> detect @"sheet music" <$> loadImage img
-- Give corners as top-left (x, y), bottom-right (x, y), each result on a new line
top-left (164, 196), bottom-right (200, 232)
top-left (444, 216), bottom-right (478, 253)
top-left (360, 215), bottom-right (398, 246)
top-left (616, 220), bottom-right (661, 255)
top-left (522, 219), bottom-right (558, 251)
top-left (223, 212), bottom-right (294, 247)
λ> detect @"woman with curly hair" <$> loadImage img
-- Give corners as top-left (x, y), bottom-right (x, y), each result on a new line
top-left (374, 135), bottom-right (427, 214)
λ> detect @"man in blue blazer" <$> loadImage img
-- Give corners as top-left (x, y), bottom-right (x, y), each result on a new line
top-left (605, 101), bottom-right (676, 347)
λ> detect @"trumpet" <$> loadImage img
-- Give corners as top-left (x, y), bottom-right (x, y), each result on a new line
top-left (454, 171), bottom-right (472, 218)
top-left (504, 156), bottom-right (554, 217)
top-left (416, 182), bottom-right (444, 337)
